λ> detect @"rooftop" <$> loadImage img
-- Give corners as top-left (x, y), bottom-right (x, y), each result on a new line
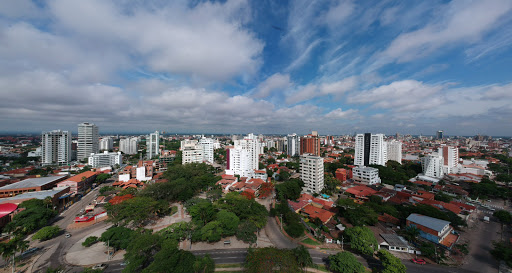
top-left (407, 213), bottom-right (450, 232)
top-left (0, 187), bottom-right (69, 203)
top-left (381, 233), bottom-right (410, 248)
top-left (0, 175), bottom-right (66, 190)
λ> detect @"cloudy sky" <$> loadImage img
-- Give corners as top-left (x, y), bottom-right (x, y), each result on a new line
top-left (1, 0), bottom-right (512, 136)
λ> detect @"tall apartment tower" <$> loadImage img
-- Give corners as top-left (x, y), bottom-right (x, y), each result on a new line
top-left (422, 153), bottom-right (444, 178)
top-left (99, 137), bottom-right (113, 151)
top-left (41, 130), bottom-right (72, 166)
top-left (119, 137), bottom-right (138, 154)
top-left (300, 131), bottom-right (320, 156)
top-left (354, 133), bottom-right (387, 166)
top-left (226, 134), bottom-right (261, 178)
top-left (199, 137), bottom-right (214, 163)
top-left (436, 130), bottom-right (444, 140)
top-left (286, 134), bottom-right (300, 156)
top-left (300, 154), bottom-right (324, 193)
top-left (147, 131), bottom-right (160, 159)
top-left (438, 146), bottom-right (459, 174)
top-left (77, 122), bottom-right (99, 161)
top-left (386, 140), bottom-right (402, 164)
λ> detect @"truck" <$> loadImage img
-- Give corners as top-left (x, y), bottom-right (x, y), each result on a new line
top-left (483, 216), bottom-right (490, 223)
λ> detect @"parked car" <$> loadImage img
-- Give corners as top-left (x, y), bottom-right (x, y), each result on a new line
top-left (65, 233), bottom-right (71, 238)
top-left (92, 264), bottom-right (108, 270)
top-left (411, 258), bottom-right (426, 265)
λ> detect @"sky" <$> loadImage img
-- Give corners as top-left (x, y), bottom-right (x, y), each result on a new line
top-left (1, 0), bottom-right (512, 136)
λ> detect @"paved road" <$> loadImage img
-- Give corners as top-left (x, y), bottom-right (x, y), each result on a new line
top-left (264, 214), bottom-right (298, 249)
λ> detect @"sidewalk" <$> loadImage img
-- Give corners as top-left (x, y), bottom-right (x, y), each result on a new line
top-left (66, 226), bottom-right (125, 266)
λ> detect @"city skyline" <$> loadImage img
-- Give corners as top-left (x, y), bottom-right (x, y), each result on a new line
top-left (1, 1), bottom-right (512, 135)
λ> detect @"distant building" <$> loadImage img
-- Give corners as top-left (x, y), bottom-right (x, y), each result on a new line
top-left (147, 131), bottom-right (160, 159)
top-left (352, 166), bottom-right (381, 185)
top-left (41, 130), bottom-right (72, 166)
top-left (56, 171), bottom-right (97, 195)
top-left (335, 168), bottom-right (348, 182)
top-left (300, 131), bottom-right (320, 156)
top-left (422, 153), bottom-right (444, 178)
top-left (88, 151), bottom-right (122, 168)
top-left (438, 146), bottom-right (459, 174)
top-left (436, 130), bottom-right (444, 140)
top-left (99, 137), bottom-right (113, 151)
top-left (354, 133), bottom-right (387, 166)
top-left (0, 176), bottom-right (68, 198)
top-left (198, 137), bottom-right (215, 163)
top-left (120, 137), bottom-right (138, 155)
top-left (77, 122), bottom-right (99, 161)
top-left (406, 213), bottom-right (453, 245)
top-left (286, 134), bottom-right (300, 156)
top-left (226, 134), bottom-right (261, 178)
top-left (386, 140), bottom-right (402, 164)
top-left (181, 140), bottom-right (203, 164)
top-left (300, 154), bottom-right (324, 193)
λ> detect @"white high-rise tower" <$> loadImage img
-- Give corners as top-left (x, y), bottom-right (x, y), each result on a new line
top-left (41, 130), bottom-right (72, 166)
top-left (354, 133), bottom-right (387, 166)
top-left (77, 122), bottom-right (99, 161)
top-left (147, 131), bottom-right (160, 159)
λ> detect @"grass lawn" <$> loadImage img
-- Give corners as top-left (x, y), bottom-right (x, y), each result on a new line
top-left (216, 264), bottom-right (243, 268)
top-left (302, 238), bottom-right (321, 245)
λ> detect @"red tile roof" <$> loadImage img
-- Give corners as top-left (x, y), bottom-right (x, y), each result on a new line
top-left (66, 171), bottom-right (98, 182)
top-left (301, 204), bottom-right (335, 224)
top-left (345, 185), bottom-right (377, 197)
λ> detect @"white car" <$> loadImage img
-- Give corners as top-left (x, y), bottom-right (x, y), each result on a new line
top-left (65, 233), bottom-right (71, 238)
top-left (92, 264), bottom-right (108, 270)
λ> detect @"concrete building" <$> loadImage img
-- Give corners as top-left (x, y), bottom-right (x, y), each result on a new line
top-left (300, 154), bottom-right (324, 193)
top-left (181, 140), bottom-right (204, 164)
top-left (386, 140), bottom-right (402, 164)
top-left (147, 131), bottom-right (160, 159)
top-left (422, 153), bottom-right (444, 178)
top-left (436, 130), bottom-right (444, 140)
top-left (41, 130), bottom-right (72, 166)
top-left (287, 134), bottom-right (300, 156)
top-left (407, 214), bottom-right (453, 245)
top-left (77, 122), bottom-right (99, 161)
top-left (300, 131), bottom-right (320, 156)
top-left (99, 137), bottom-right (113, 151)
top-left (120, 137), bottom-right (138, 155)
top-left (226, 134), bottom-right (261, 178)
top-left (199, 137), bottom-right (215, 163)
top-left (0, 176), bottom-right (67, 198)
top-left (56, 171), bottom-right (97, 195)
top-left (439, 146), bottom-right (459, 174)
top-left (352, 166), bottom-right (381, 185)
top-left (88, 151), bottom-right (122, 168)
top-left (355, 133), bottom-right (387, 166)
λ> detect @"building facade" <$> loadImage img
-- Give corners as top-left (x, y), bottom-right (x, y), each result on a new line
top-left (439, 146), bottom-right (459, 174)
top-left (120, 137), bottom-right (138, 155)
top-left (199, 137), bottom-right (214, 163)
top-left (354, 133), bottom-right (387, 166)
top-left (352, 166), bottom-right (381, 185)
top-left (422, 153), bottom-right (444, 178)
top-left (181, 140), bottom-right (204, 164)
top-left (88, 151), bottom-right (122, 168)
top-left (300, 154), bottom-right (324, 193)
top-left (386, 140), bottom-right (402, 164)
top-left (300, 131), bottom-right (320, 156)
top-left (41, 130), bottom-right (72, 166)
top-left (226, 134), bottom-right (261, 178)
top-left (147, 131), bottom-right (160, 159)
top-left (286, 134), bottom-right (300, 156)
top-left (99, 137), bottom-right (113, 151)
top-left (77, 122), bottom-right (99, 161)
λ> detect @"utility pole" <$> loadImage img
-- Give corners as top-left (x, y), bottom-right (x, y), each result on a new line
top-left (280, 214), bottom-right (283, 231)
top-left (341, 235), bottom-right (344, 251)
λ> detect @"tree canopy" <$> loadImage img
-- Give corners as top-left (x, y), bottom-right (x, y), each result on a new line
top-left (245, 247), bottom-right (301, 273)
top-left (345, 226), bottom-right (378, 256)
top-left (105, 197), bottom-right (167, 227)
top-left (32, 226), bottom-right (61, 241)
top-left (378, 249), bottom-right (406, 273)
top-left (328, 251), bottom-right (366, 273)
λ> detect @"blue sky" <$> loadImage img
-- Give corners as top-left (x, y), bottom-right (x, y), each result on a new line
top-left (1, 0), bottom-right (512, 136)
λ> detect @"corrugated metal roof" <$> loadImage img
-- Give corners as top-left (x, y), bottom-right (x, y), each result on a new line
top-left (407, 213), bottom-right (450, 232)
top-left (0, 176), bottom-right (66, 190)
top-left (380, 233), bottom-right (410, 248)
top-left (0, 187), bottom-right (69, 201)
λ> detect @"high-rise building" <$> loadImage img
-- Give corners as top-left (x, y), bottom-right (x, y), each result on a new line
top-left (88, 151), bottom-right (122, 168)
top-left (352, 167), bottom-right (381, 185)
top-left (120, 137), bottom-right (138, 154)
top-left (99, 137), bottom-right (113, 151)
top-left (77, 122), bottom-right (99, 161)
top-left (354, 133), bottom-right (387, 166)
top-left (386, 140), bottom-right (402, 164)
top-left (300, 154), bottom-right (324, 193)
top-left (436, 130), bottom-right (444, 140)
top-left (147, 131), bottom-right (160, 159)
top-left (438, 146), bottom-right (459, 174)
top-left (300, 131), bottom-right (320, 156)
top-left (422, 153), bottom-right (444, 178)
top-left (181, 139), bottom-right (203, 164)
top-left (41, 130), bottom-right (72, 166)
top-left (286, 134), bottom-right (300, 156)
top-left (226, 134), bottom-right (260, 177)
top-left (199, 137), bottom-right (214, 163)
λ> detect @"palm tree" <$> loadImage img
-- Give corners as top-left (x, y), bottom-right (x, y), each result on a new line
top-left (405, 226), bottom-right (421, 242)
top-left (43, 196), bottom-right (53, 209)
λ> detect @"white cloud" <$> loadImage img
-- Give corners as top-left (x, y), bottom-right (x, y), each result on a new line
top-left (253, 73), bottom-right (291, 98)
top-left (320, 76), bottom-right (357, 95)
top-left (285, 77), bottom-right (358, 104)
top-left (482, 83), bottom-right (512, 100)
top-left (379, 0), bottom-right (512, 64)
top-left (324, 0), bottom-right (355, 27)
top-left (325, 108), bottom-right (358, 119)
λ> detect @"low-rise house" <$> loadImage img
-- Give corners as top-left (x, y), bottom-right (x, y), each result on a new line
top-left (345, 185), bottom-right (377, 199)
top-left (406, 213), bottom-right (457, 248)
top-left (301, 204), bottom-right (335, 224)
top-left (56, 171), bottom-right (97, 195)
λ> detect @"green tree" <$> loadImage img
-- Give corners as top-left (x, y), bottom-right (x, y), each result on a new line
top-left (292, 245), bottom-right (313, 270)
top-left (99, 226), bottom-right (135, 250)
top-left (95, 173), bottom-right (111, 183)
top-left (201, 221), bottom-right (223, 242)
top-left (328, 251), bottom-right (365, 273)
top-left (193, 254), bottom-right (215, 273)
top-left (216, 192), bottom-right (268, 229)
top-left (245, 247), bottom-right (300, 273)
top-left (159, 222), bottom-right (194, 242)
top-left (189, 200), bottom-right (216, 226)
top-left (206, 188), bottom-right (223, 202)
top-left (494, 210), bottom-right (512, 224)
top-left (105, 197), bottom-right (167, 227)
top-left (216, 210), bottom-right (240, 236)
top-left (142, 239), bottom-right (196, 273)
top-left (275, 179), bottom-right (303, 200)
top-left (378, 249), bottom-right (406, 273)
top-left (5, 199), bottom-right (56, 236)
top-left (123, 233), bottom-right (162, 273)
top-left (82, 236), bottom-right (99, 247)
top-left (345, 226), bottom-right (378, 255)
top-left (491, 241), bottom-right (512, 267)
top-left (32, 226), bottom-right (61, 241)
top-left (434, 192), bottom-right (453, 203)
top-left (236, 220), bottom-right (258, 244)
